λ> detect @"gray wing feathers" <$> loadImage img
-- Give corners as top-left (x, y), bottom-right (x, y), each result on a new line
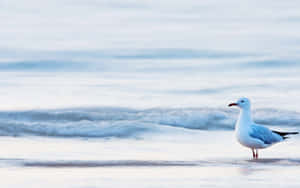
top-left (249, 124), bottom-right (282, 145)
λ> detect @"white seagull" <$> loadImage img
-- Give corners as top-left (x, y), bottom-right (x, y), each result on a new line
top-left (228, 97), bottom-right (298, 159)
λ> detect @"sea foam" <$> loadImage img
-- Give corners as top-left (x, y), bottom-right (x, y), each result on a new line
top-left (0, 107), bottom-right (299, 138)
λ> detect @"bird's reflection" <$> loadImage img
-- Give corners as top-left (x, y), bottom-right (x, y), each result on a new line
top-left (236, 158), bottom-right (300, 176)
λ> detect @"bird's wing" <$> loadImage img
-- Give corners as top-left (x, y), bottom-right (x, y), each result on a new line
top-left (249, 124), bottom-right (281, 145)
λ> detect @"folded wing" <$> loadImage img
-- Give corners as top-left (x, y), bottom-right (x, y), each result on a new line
top-left (249, 124), bottom-right (283, 145)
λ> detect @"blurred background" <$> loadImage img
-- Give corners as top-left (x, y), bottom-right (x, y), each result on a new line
top-left (1, 0), bottom-right (300, 110)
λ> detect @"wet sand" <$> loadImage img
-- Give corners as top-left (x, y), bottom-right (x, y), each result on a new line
top-left (0, 131), bottom-right (299, 188)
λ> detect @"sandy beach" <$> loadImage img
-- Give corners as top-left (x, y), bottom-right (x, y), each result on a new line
top-left (0, 130), bottom-right (299, 188)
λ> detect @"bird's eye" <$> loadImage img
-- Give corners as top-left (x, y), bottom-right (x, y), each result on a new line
top-left (241, 100), bottom-right (244, 103)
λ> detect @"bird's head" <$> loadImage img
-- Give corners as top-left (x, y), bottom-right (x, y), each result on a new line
top-left (228, 97), bottom-right (251, 110)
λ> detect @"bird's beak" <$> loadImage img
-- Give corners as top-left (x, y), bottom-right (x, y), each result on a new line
top-left (228, 103), bottom-right (238, 107)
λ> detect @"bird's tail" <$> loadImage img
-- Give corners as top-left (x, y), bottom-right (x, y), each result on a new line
top-left (272, 130), bottom-right (299, 139)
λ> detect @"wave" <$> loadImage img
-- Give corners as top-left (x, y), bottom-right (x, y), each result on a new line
top-left (0, 107), bottom-right (299, 138)
top-left (0, 48), bottom-right (251, 72)
top-left (0, 61), bottom-right (86, 72)
top-left (241, 60), bottom-right (299, 69)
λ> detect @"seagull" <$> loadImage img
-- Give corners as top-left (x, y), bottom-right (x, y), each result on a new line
top-left (228, 97), bottom-right (298, 159)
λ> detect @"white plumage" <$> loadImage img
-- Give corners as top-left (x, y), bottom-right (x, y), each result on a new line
top-left (229, 97), bottom-right (298, 158)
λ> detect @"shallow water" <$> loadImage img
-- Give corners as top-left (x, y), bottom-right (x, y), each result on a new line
top-left (14, 158), bottom-right (300, 168)
top-left (0, 131), bottom-right (299, 188)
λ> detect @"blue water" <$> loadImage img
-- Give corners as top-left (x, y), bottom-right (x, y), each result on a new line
top-left (0, 107), bottom-right (299, 138)
top-left (1, 0), bottom-right (300, 138)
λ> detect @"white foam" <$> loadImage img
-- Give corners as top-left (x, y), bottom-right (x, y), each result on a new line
top-left (0, 107), bottom-right (298, 138)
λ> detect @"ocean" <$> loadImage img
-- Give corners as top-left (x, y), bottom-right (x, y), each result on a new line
top-left (1, 0), bottom-right (300, 187)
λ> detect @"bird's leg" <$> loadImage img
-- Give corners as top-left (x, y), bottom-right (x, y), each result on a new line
top-left (252, 148), bottom-right (255, 158)
top-left (255, 149), bottom-right (258, 159)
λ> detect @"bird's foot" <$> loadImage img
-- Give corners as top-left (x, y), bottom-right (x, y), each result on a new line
top-left (252, 149), bottom-right (258, 159)
top-left (255, 150), bottom-right (258, 159)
